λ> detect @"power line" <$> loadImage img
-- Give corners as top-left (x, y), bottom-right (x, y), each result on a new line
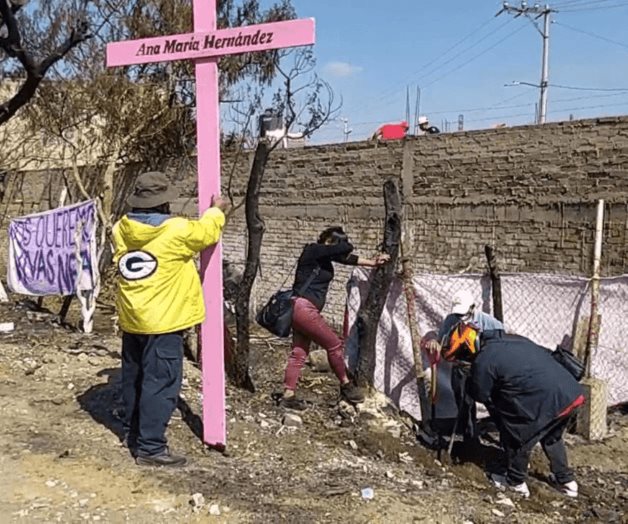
top-left (560, 1), bottom-right (628, 11)
top-left (412, 19), bottom-right (514, 86)
top-left (551, 83), bottom-right (628, 91)
top-left (339, 92), bottom-right (628, 127)
top-left (466, 99), bottom-right (628, 123)
top-left (554, 0), bottom-right (624, 8)
top-left (421, 24), bottom-right (526, 90)
top-left (363, 21), bottom-right (520, 112)
top-left (554, 21), bottom-right (628, 51)
top-left (343, 15), bottom-right (506, 114)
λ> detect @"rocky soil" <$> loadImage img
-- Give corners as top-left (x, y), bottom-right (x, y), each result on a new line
top-left (0, 299), bottom-right (626, 523)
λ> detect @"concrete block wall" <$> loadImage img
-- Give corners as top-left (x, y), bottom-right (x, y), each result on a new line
top-left (2, 116), bottom-right (628, 322)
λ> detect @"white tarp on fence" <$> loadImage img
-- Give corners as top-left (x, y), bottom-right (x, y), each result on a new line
top-left (345, 269), bottom-right (628, 421)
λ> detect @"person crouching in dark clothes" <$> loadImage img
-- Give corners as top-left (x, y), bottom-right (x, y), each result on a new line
top-left (425, 290), bottom-right (505, 442)
top-left (281, 226), bottom-right (390, 410)
top-left (441, 322), bottom-right (585, 499)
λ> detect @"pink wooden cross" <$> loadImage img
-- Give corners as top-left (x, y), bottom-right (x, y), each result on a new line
top-left (106, 2), bottom-right (315, 447)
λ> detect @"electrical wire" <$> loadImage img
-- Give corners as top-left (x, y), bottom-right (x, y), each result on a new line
top-left (462, 100), bottom-right (628, 123)
top-left (554, 21), bottom-right (628, 51)
top-left (559, 1), bottom-right (628, 11)
top-left (342, 15), bottom-right (504, 114)
top-left (551, 83), bottom-right (628, 92)
top-left (364, 20), bottom-right (521, 114)
top-left (334, 92), bottom-right (628, 129)
top-left (421, 24), bottom-right (526, 90)
top-left (553, 0), bottom-right (623, 8)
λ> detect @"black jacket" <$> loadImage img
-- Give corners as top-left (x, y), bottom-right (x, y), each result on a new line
top-left (292, 241), bottom-right (358, 310)
top-left (469, 331), bottom-right (583, 446)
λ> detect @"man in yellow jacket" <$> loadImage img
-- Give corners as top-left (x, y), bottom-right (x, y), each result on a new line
top-left (113, 171), bottom-right (228, 467)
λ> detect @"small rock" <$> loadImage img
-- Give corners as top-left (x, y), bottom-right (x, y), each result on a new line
top-left (309, 349), bottom-right (331, 372)
top-left (45, 480), bottom-right (57, 488)
top-left (67, 383), bottom-right (75, 390)
top-left (208, 504), bottom-right (221, 516)
top-left (77, 353), bottom-right (88, 362)
top-left (282, 413), bottom-right (303, 428)
top-left (496, 496), bottom-right (515, 508)
top-left (190, 493), bottom-right (205, 512)
top-left (492, 509), bottom-right (506, 518)
top-left (385, 471), bottom-right (394, 479)
top-left (361, 487), bottom-right (374, 500)
top-left (79, 499), bottom-right (89, 507)
top-left (0, 322), bottom-right (14, 333)
top-left (398, 452), bottom-right (413, 464)
top-left (410, 479), bottom-right (424, 489)
top-left (87, 357), bottom-right (100, 367)
top-left (337, 401), bottom-right (356, 421)
top-left (388, 426), bottom-right (402, 439)
top-left (346, 440), bottom-right (358, 450)
top-left (260, 420), bottom-right (270, 429)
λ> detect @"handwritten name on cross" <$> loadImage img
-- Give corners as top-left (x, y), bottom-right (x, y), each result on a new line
top-left (106, 2), bottom-right (315, 447)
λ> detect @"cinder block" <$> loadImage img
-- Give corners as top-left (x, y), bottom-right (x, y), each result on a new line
top-left (576, 377), bottom-right (608, 441)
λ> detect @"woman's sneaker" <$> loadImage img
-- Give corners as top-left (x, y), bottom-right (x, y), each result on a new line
top-left (548, 474), bottom-right (578, 498)
top-left (490, 473), bottom-right (530, 498)
top-left (340, 382), bottom-right (365, 404)
top-left (281, 396), bottom-right (308, 411)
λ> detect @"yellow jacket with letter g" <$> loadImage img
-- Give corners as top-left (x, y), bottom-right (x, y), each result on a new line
top-left (112, 208), bottom-right (225, 334)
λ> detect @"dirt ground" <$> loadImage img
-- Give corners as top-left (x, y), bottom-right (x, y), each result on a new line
top-left (0, 299), bottom-right (626, 524)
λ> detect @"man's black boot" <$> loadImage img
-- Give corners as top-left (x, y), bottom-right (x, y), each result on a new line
top-left (136, 449), bottom-right (187, 467)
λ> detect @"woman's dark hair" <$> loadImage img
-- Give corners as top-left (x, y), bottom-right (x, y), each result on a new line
top-left (318, 226), bottom-right (348, 245)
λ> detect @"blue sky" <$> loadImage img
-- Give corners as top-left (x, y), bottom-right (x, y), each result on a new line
top-left (266, 0), bottom-right (628, 143)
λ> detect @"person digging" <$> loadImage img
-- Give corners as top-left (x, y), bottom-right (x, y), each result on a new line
top-left (440, 321), bottom-right (585, 499)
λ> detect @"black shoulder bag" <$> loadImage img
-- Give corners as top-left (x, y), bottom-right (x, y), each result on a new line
top-left (552, 345), bottom-right (585, 381)
top-left (256, 266), bottom-right (320, 338)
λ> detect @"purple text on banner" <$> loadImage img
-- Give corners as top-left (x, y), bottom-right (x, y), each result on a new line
top-left (7, 200), bottom-right (97, 296)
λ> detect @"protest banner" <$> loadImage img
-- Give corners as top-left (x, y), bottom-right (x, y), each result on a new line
top-left (8, 200), bottom-right (98, 298)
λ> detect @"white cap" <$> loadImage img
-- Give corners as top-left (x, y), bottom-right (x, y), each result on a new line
top-left (451, 290), bottom-right (475, 315)
top-left (418, 115), bottom-right (429, 125)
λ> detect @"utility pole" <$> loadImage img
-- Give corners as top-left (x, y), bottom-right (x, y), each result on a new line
top-left (413, 85), bottom-right (421, 135)
top-left (341, 117), bottom-right (352, 143)
top-left (497, 2), bottom-right (554, 124)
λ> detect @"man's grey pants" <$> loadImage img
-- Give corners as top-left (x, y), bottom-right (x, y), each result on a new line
top-left (121, 332), bottom-right (183, 457)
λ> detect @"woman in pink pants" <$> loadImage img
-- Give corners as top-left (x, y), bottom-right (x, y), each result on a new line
top-left (282, 226), bottom-right (389, 410)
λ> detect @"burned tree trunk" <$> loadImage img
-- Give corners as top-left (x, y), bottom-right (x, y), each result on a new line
top-left (484, 245), bottom-right (503, 322)
top-left (230, 141), bottom-right (270, 392)
top-left (355, 179), bottom-right (402, 388)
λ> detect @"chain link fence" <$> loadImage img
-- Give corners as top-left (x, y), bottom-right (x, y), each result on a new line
top-left (345, 268), bottom-right (628, 421)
